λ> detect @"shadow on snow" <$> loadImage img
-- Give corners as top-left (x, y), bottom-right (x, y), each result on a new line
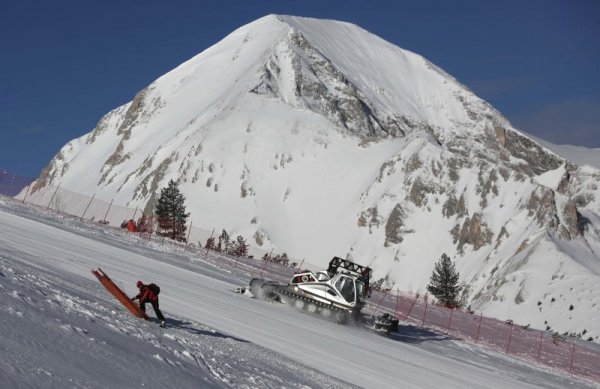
top-left (166, 318), bottom-right (250, 343)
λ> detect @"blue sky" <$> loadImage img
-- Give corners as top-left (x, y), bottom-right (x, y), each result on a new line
top-left (1, 0), bottom-right (599, 177)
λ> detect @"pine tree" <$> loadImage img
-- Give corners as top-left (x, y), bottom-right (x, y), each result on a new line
top-left (426, 253), bottom-right (462, 308)
top-left (280, 252), bottom-right (289, 267)
top-left (231, 235), bottom-right (249, 257)
top-left (205, 236), bottom-right (215, 251)
top-left (154, 179), bottom-right (190, 241)
top-left (218, 229), bottom-right (230, 253)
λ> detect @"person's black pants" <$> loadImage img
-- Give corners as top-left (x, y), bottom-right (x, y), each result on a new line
top-left (141, 300), bottom-right (166, 321)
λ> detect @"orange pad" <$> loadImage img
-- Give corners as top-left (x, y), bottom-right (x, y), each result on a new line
top-left (92, 268), bottom-right (149, 320)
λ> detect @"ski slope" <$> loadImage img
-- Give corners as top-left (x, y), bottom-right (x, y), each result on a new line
top-left (0, 197), bottom-right (597, 389)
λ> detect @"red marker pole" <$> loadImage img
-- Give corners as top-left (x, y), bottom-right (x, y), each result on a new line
top-left (475, 312), bottom-right (483, 343)
top-left (569, 343), bottom-right (576, 375)
top-left (536, 330), bottom-right (544, 363)
top-left (506, 322), bottom-right (514, 353)
top-left (421, 300), bottom-right (428, 327)
top-left (405, 294), bottom-right (419, 321)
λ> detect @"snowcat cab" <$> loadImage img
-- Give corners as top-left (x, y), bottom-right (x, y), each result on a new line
top-left (290, 257), bottom-right (371, 311)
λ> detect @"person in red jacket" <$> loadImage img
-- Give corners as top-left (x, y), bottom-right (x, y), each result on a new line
top-left (131, 281), bottom-right (166, 327)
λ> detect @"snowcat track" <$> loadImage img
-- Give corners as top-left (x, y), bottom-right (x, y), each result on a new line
top-left (264, 284), bottom-right (352, 324)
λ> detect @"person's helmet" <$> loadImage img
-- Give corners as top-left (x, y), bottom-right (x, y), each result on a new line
top-left (136, 281), bottom-right (143, 288)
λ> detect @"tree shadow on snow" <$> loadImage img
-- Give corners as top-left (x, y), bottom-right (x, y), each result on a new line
top-left (166, 318), bottom-right (249, 343)
top-left (388, 324), bottom-right (450, 344)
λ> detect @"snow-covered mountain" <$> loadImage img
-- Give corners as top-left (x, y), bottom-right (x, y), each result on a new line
top-left (33, 15), bottom-right (600, 340)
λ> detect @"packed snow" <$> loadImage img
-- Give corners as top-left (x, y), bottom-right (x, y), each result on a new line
top-left (1, 197), bottom-right (598, 388)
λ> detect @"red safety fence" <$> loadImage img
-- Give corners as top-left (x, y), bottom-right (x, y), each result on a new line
top-left (3, 180), bottom-right (600, 383)
top-left (368, 289), bottom-right (600, 382)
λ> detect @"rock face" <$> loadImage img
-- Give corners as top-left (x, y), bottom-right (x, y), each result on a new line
top-left (34, 15), bottom-right (600, 340)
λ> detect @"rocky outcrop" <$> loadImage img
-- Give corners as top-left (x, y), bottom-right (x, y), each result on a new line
top-left (442, 194), bottom-right (467, 218)
top-left (452, 213), bottom-right (493, 252)
top-left (527, 188), bottom-right (584, 239)
top-left (560, 202), bottom-right (583, 239)
top-left (408, 178), bottom-right (436, 207)
top-left (251, 31), bottom-right (419, 138)
top-left (384, 204), bottom-right (407, 246)
top-left (504, 130), bottom-right (563, 176)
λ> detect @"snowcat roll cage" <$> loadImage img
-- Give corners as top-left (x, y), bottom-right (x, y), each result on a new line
top-left (326, 257), bottom-right (372, 297)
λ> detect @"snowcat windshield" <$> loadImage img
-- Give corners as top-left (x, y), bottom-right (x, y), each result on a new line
top-left (335, 276), bottom-right (356, 303)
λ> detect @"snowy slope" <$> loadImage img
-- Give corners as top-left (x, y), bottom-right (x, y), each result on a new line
top-left (31, 15), bottom-right (600, 341)
top-left (2, 198), bottom-right (598, 389)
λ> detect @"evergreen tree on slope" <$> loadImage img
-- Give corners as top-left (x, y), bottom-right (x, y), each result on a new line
top-left (218, 229), bottom-right (230, 253)
top-left (155, 179), bottom-right (190, 241)
top-left (231, 235), bottom-right (249, 257)
top-left (426, 253), bottom-right (462, 308)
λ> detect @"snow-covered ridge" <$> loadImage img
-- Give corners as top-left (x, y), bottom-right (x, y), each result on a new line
top-left (32, 15), bottom-right (600, 341)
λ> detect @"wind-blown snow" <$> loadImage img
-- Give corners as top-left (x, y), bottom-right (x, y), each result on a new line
top-left (1, 197), bottom-right (598, 388)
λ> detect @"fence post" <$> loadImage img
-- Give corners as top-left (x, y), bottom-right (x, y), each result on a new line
top-left (536, 330), bottom-right (544, 363)
top-left (446, 308), bottom-right (454, 335)
top-left (405, 294), bottom-right (419, 321)
top-left (569, 343), bottom-right (576, 374)
top-left (258, 248), bottom-right (274, 278)
top-left (394, 289), bottom-right (400, 318)
top-left (421, 299), bottom-right (428, 327)
top-left (46, 183), bottom-right (61, 209)
top-left (21, 181), bottom-right (32, 203)
top-left (80, 194), bottom-right (96, 221)
top-left (185, 220), bottom-right (192, 250)
top-left (475, 312), bottom-right (483, 343)
top-left (102, 199), bottom-right (113, 224)
top-left (506, 322), bottom-right (514, 353)
top-left (204, 228), bottom-right (215, 256)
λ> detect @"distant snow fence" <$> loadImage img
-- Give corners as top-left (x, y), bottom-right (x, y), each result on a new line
top-left (367, 289), bottom-right (600, 383)
top-left (7, 181), bottom-right (600, 384)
